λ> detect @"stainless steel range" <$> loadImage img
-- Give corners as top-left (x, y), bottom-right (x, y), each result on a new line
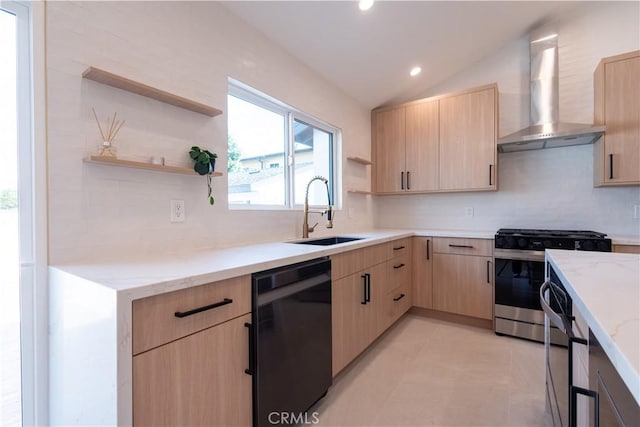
top-left (493, 229), bottom-right (611, 344)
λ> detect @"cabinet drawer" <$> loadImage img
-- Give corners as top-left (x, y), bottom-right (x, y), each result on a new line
top-left (433, 237), bottom-right (493, 256)
top-left (132, 275), bottom-right (251, 355)
top-left (383, 283), bottom-right (411, 328)
top-left (387, 238), bottom-right (411, 259)
top-left (613, 244), bottom-right (640, 254)
top-left (387, 257), bottom-right (410, 293)
top-left (331, 243), bottom-right (387, 280)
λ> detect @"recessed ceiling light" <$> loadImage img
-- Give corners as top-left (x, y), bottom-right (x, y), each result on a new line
top-left (410, 66), bottom-right (422, 77)
top-left (359, 0), bottom-right (374, 11)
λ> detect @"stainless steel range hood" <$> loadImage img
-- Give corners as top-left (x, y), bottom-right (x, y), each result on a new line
top-left (497, 34), bottom-right (604, 153)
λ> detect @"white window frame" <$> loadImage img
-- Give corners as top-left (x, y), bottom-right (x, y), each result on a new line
top-left (228, 79), bottom-right (340, 211)
top-left (1, 1), bottom-right (48, 425)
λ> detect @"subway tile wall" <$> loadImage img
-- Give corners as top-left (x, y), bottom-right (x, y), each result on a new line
top-left (46, 2), bottom-right (374, 264)
top-left (375, 2), bottom-right (640, 239)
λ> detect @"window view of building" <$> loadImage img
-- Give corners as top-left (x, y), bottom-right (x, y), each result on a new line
top-left (227, 81), bottom-right (338, 208)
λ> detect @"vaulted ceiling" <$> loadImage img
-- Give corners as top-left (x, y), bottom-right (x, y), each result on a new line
top-left (222, 1), bottom-right (582, 109)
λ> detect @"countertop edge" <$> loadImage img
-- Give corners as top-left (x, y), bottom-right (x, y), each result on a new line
top-left (546, 250), bottom-right (640, 406)
top-left (50, 229), bottom-right (496, 299)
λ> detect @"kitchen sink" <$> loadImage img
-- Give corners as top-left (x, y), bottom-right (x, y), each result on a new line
top-left (289, 236), bottom-right (364, 246)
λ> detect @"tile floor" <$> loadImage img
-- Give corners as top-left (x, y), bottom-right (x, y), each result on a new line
top-left (312, 314), bottom-right (552, 427)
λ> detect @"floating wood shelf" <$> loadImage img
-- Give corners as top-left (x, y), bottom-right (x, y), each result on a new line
top-left (347, 189), bottom-right (372, 195)
top-left (347, 156), bottom-right (372, 165)
top-left (84, 156), bottom-right (223, 176)
top-left (82, 67), bottom-right (222, 117)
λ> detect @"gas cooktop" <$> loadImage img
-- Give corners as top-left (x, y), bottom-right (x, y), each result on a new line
top-left (495, 228), bottom-right (611, 251)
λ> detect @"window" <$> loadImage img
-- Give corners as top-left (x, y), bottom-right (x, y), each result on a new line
top-left (227, 80), bottom-right (339, 209)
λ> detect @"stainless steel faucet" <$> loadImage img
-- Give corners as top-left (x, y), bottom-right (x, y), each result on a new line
top-left (302, 176), bottom-right (334, 238)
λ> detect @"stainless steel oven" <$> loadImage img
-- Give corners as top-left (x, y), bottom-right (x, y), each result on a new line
top-left (494, 229), bottom-right (611, 345)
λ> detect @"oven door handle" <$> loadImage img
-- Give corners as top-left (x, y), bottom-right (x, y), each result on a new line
top-left (539, 281), bottom-right (566, 334)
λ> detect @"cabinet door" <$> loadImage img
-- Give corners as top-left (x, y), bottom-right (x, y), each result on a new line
top-left (373, 107), bottom-right (406, 193)
top-left (332, 272), bottom-right (373, 376)
top-left (412, 237), bottom-right (433, 309)
top-left (405, 101), bottom-right (439, 192)
top-left (133, 314), bottom-right (252, 427)
top-left (433, 254), bottom-right (493, 320)
top-left (603, 56), bottom-right (640, 184)
top-left (439, 88), bottom-right (496, 191)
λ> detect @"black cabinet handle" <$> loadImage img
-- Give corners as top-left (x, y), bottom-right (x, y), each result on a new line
top-left (393, 245), bottom-right (405, 251)
top-left (393, 293), bottom-right (406, 302)
top-left (401, 171), bottom-right (405, 190)
top-left (570, 385), bottom-right (598, 427)
top-left (244, 323), bottom-right (254, 375)
top-left (486, 260), bottom-right (491, 284)
top-left (174, 298), bottom-right (233, 318)
top-left (449, 244), bottom-right (474, 249)
top-left (489, 164), bottom-right (493, 186)
top-left (393, 263), bottom-right (405, 269)
top-left (426, 240), bottom-right (430, 260)
top-left (407, 171), bottom-right (411, 190)
top-left (609, 153), bottom-right (614, 180)
top-left (361, 274), bottom-right (367, 305)
top-left (365, 273), bottom-right (371, 303)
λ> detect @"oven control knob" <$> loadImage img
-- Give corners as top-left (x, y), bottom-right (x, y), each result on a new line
top-left (543, 240), bottom-right (552, 248)
top-left (581, 240), bottom-right (595, 251)
top-left (505, 237), bottom-right (516, 248)
top-left (495, 237), bottom-right (505, 248)
top-left (517, 238), bottom-right (528, 248)
top-left (597, 241), bottom-right (609, 252)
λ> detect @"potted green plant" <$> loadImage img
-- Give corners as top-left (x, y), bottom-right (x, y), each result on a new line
top-left (189, 146), bottom-right (218, 205)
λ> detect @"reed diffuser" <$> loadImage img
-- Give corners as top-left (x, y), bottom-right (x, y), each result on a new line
top-left (93, 108), bottom-right (125, 157)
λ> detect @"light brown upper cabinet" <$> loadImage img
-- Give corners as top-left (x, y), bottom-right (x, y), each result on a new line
top-left (594, 50), bottom-right (640, 186)
top-left (373, 100), bottom-right (439, 193)
top-left (372, 84), bottom-right (497, 194)
top-left (439, 86), bottom-right (497, 191)
top-left (373, 107), bottom-right (406, 193)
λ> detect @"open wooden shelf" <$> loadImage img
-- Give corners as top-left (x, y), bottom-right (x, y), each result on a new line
top-left (82, 67), bottom-right (222, 117)
top-left (347, 156), bottom-right (372, 165)
top-left (84, 156), bottom-right (223, 176)
top-left (347, 189), bottom-right (372, 195)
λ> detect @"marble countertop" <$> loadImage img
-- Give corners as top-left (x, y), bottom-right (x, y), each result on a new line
top-left (51, 228), bottom-right (496, 300)
top-left (546, 249), bottom-right (640, 405)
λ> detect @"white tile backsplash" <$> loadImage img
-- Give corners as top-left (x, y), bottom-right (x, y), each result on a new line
top-left (375, 1), bottom-right (640, 239)
top-left (47, 1), bottom-right (373, 263)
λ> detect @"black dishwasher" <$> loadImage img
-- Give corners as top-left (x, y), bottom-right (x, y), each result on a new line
top-left (249, 257), bottom-right (332, 427)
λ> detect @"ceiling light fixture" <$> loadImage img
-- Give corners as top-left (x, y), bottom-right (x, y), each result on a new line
top-left (359, 0), bottom-right (374, 11)
top-left (410, 66), bottom-right (422, 77)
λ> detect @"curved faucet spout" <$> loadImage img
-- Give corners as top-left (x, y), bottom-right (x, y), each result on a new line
top-left (303, 176), bottom-right (334, 238)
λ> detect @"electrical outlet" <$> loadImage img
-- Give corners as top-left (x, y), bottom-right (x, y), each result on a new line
top-left (464, 207), bottom-right (474, 217)
top-left (634, 205), bottom-right (640, 220)
top-left (170, 200), bottom-right (185, 223)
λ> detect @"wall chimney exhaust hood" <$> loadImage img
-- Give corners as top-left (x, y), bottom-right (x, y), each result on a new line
top-left (497, 34), bottom-right (604, 153)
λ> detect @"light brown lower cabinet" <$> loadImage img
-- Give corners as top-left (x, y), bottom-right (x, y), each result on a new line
top-left (412, 237), bottom-right (433, 309)
top-left (433, 253), bottom-right (493, 320)
top-left (331, 238), bottom-right (412, 376)
top-left (332, 262), bottom-right (386, 376)
top-left (133, 313), bottom-right (252, 426)
top-left (614, 244), bottom-right (640, 254)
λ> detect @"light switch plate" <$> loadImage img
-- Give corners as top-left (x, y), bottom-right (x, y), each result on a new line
top-left (464, 207), bottom-right (474, 217)
top-left (171, 200), bottom-right (185, 222)
top-left (634, 205), bottom-right (640, 220)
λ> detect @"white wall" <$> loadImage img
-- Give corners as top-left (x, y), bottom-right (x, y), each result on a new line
top-left (375, 1), bottom-right (640, 239)
top-left (46, 1), bottom-right (373, 264)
